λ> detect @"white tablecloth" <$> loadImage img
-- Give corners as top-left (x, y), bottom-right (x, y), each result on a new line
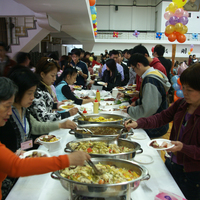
top-left (6, 103), bottom-right (185, 200)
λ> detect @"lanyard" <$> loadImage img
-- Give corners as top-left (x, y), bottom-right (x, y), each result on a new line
top-left (12, 109), bottom-right (26, 135)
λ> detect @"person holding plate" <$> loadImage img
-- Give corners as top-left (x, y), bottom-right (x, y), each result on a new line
top-left (55, 66), bottom-right (95, 105)
top-left (0, 76), bottom-right (88, 200)
top-left (29, 57), bottom-right (78, 122)
top-left (125, 63), bottom-right (200, 200)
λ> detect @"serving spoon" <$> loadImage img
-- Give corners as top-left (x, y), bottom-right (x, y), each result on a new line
top-left (78, 110), bottom-right (89, 121)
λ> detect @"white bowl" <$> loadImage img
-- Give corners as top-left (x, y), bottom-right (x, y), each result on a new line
top-left (38, 136), bottom-right (62, 152)
top-left (20, 150), bottom-right (51, 158)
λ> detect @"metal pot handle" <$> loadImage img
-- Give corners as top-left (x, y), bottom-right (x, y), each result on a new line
top-left (51, 172), bottom-right (60, 180)
top-left (136, 148), bottom-right (143, 154)
top-left (64, 147), bottom-right (72, 153)
top-left (141, 167), bottom-right (150, 181)
top-left (69, 129), bottom-right (75, 135)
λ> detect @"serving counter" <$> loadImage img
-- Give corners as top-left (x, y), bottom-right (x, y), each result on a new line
top-left (6, 103), bottom-right (185, 200)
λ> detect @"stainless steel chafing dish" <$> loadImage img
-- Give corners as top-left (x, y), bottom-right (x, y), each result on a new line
top-left (64, 137), bottom-right (143, 160)
top-left (69, 124), bottom-right (134, 139)
top-left (51, 158), bottom-right (150, 199)
top-left (73, 113), bottom-right (127, 125)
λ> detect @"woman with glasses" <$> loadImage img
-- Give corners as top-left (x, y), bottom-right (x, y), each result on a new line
top-left (29, 57), bottom-right (78, 122)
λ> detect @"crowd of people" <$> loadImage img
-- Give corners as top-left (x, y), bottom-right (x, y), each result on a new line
top-left (0, 40), bottom-right (199, 200)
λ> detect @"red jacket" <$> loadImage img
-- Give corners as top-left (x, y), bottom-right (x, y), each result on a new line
top-left (0, 142), bottom-right (70, 199)
top-left (136, 98), bottom-right (200, 172)
top-left (131, 58), bottom-right (167, 102)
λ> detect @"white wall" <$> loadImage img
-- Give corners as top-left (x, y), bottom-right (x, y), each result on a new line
top-left (0, 0), bottom-right (35, 16)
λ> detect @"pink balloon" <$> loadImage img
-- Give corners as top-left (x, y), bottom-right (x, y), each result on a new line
top-left (182, 10), bottom-right (189, 17)
top-left (164, 11), bottom-right (174, 20)
top-left (174, 8), bottom-right (184, 18)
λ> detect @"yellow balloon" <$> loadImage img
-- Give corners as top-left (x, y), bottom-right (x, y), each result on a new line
top-left (168, 2), bottom-right (178, 13)
top-left (165, 7), bottom-right (170, 12)
top-left (93, 28), bottom-right (97, 31)
top-left (180, 25), bottom-right (188, 34)
top-left (95, 22), bottom-right (97, 25)
top-left (165, 25), bottom-right (175, 34)
top-left (175, 23), bottom-right (183, 33)
top-left (89, 56), bottom-right (93, 62)
top-left (188, 51), bottom-right (191, 55)
top-left (92, 14), bottom-right (96, 21)
top-left (172, 0), bottom-right (187, 8)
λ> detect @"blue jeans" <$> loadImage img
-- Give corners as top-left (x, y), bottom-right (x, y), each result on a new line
top-left (165, 158), bottom-right (200, 200)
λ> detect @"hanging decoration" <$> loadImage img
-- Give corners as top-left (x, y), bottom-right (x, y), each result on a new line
top-left (113, 32), bottom-right (119, 38)
top-left (133, 30), bottom-right (140, 38)
top-left (164, 0), bottom-right (188, 43)
top-left (188, 44), bottom-right (194, 55)
top-left (192, 33), bottom-right (198, 39)
top-left (89, 0), bottom-right (98, 37)
top-left (156, 32), bottom-right (162, 39)
top-left (172, 62), bottom-right (187, 101)
top-left (151, 46), bottom-right (155, 53)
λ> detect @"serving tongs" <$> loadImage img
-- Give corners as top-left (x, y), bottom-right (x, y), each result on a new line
top-left (78, 110), bottom-right (89, 121)
top-left (83, 128), bottom-right (94, 135)
top-left (86, 159), bottom-right (103, 175)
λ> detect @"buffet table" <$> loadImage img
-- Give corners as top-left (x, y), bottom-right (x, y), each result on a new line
top-left (6, 101), bottom-right (185, 200)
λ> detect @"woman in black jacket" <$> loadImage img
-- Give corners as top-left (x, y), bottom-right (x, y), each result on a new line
top-left (101, 59), bottom-right (121, 91)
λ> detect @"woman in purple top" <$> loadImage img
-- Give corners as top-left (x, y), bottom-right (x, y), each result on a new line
top-left (125, 63), bottom-right (200, 200)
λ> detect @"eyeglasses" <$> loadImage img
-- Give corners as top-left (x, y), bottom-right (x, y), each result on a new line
top-left (46, 58), bottom-right (56, 63)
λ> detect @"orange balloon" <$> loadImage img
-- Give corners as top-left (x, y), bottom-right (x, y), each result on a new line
top-left (190, 48), bottom-right (193, 52)
top-left (177, 34), bottom-right (186, 43)
top-left (177, 78), bottom-right (181, 86)
top-left (168, 33), bottom-right (177, 42)
top-left (94, 31), bottom-right (97, 36)
top-left (89, 0), bottom-right (96, 6)
top-left (174, 94), bottom-right (179, 102)
top-left (165, 32), bottom-right (170, 37)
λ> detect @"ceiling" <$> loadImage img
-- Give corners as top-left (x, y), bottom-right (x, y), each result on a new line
top-left (14, 0), bottom-right (95, 48)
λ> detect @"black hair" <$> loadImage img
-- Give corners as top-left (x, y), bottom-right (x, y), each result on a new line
top-left (127, 48), bottom-right (133, 55)
top-left (84, 52), bottom-right (90, 57)
top-left (154, 45), bottom-right (165, 57)
top-left (0, 77), bottom-right (18, 102)
top-left (55, 66), bottom-right (77, 86)
top-left (105, 59), bottom-right (117, 72)
top-left (16, 52), bottom-right (30, 64)
top-left (118, 51), bottom-right (123, 57)
top-left (180, 63), bottom-right (200, 91)
top-left (71, 48), bottom-right (80, 57)
top-left (131, 44), bottom-right (149, 57)
top-left (122, 49), bottom-right (128, 54)
top-left (48, 53), bottom-right (59, 61)
top-left (9, 67), bottom-right (40, 103)
top-left (109, 50), bottom-right (119, 57)
top-left (129, 53), bottom-right (149, 67)
top-left (0, 41), bottom-right (8, 51)
top-left (79, 48), bottom-right (85, 54)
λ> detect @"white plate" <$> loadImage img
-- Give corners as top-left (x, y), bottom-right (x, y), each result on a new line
top-left (97, 81), bottom-right (106, 86)
top-left (117, 87), bottom-right (125, 91)
top-left (73, 85), bottom-right (83, 90)
top-left (133, 154), bottom-right (154, 164)
top-left (129, 131), bottom-right (147, 140)
top-left (59, 104), bottom-right (76, 111)
top-left (20, 150), bottom-right (51, 158)
top-left (147, 139), bottom-right (175, 150)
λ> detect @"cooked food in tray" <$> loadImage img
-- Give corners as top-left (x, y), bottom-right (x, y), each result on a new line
top-left (61, 104), bottom-right (75, 109)
top-left (39, 135), bottom-right (59, 143)
top-left (119, 105), bottom-right (127, 109)
top-left (25, 151), bottom-right (48, 158)
top-left (73, 85), bottom-right (82, 89)
top-left (60, 163), bottom-right (139, 184)
top-left (70, 141), bottom-right (134, 154)
top-left (79, 116), bottom-right (122, 122)
top-left (76, 127), bottom-right (127, 135)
